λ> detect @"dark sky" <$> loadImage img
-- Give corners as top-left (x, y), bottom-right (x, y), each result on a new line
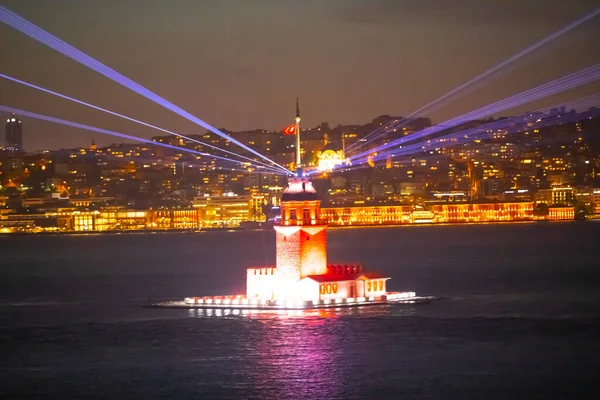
top-left (1, 0), bottom-right (599, 151)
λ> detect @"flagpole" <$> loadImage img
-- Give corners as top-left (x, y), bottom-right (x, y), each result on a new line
top-left (295, 98), bottom-right (301, 171)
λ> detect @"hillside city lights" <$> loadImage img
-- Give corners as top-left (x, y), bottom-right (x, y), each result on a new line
top-left (345, 7), bottom-right (600, 154)
top-left (370, 93), bottom-right (600, 162)
top-left (0, 73), bottom-right (287, 175)
top-left (0, 105), bottom-right (286, 175)
top-left (348, 63), bottom-right (600, 165)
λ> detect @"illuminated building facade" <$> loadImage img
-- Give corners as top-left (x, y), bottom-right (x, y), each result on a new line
top-left (321, 205), bottom-right (413, 226)
top-left (148, 209), bottom-right (199, 229)
top-left (73, 209), bottom-right (148, 231)
top-left (71, 208), bottom-right (198, 231)
top-left (321, 202), bottom-right (535, 226)
top-left (193, 194), bottom-right (251, 227)
top-left (428, 202), bottom-right (534, 223)
top-left (245, 176), bottom-right (390, 302)
top-left (548, 207), bottom-right (575, 220)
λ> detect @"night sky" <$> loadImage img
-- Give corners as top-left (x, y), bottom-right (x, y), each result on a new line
top-left (1, 0), bottom-right (599, 151)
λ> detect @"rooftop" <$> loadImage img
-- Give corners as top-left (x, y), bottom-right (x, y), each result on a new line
top-left (281, 177), bottom-right (319, 201)
top-left (305, 272), bottom-right (389, 283)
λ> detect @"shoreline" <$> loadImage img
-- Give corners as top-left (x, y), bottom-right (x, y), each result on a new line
top-left (0, 218), bottom-right (584, 236)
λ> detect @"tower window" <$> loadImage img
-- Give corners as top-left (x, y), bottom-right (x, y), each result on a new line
top-left (303, 208), bottom-right (310, 221)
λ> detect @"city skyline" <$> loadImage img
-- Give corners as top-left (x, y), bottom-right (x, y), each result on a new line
top-left (3, 104), bottom-right (599, 154)
top-left (2, 3), bottom-right (600, 398)
top-left (1, 0), bottom-right (599, 151)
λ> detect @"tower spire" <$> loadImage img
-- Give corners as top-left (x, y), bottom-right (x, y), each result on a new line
top-left (295, 98), bottom-right (302, 171)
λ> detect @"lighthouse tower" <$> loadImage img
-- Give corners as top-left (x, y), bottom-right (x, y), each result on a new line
top-left (176, 101), bottom-right (419, 309)
top-left (273, 177), bottom-right (328, 299)
top-left (274, 99), bottom-right (328, 298)
top-left (244, 100), bottom-right (391, 304)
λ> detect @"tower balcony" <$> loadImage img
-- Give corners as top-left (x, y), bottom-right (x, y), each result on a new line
top-left (276, 218), bottom-right (327, 226)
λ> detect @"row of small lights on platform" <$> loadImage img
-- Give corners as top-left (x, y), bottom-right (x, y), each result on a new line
top-left (182, 292), bottom-right (416, 309)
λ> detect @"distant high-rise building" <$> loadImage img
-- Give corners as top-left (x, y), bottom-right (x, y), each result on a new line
top-left (5, 114), bottom-right (23, 151)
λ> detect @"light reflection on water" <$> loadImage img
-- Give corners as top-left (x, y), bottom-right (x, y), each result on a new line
top-left (1, 223), bottom-right (599, 398)
top-left (183, 305), bottom-right (421, 398)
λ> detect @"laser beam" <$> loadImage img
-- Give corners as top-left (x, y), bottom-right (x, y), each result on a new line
top-left (339, 93), bottom-right (600, 171)
top-left (378, 93), bottom-right (600, 161)
top-left (346, 7), bottom-right (600, 154)
top-left (0, 5), bottom-right (290, 173)
top-left (350, 63), bottom-right (600, 164)
top-left (0, 73), bottom-right (288, 175)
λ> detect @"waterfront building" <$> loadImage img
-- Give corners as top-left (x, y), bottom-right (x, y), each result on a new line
top-left (321, 204), bottom-right (413, 226)
top-left (72, 209), bottom-right (148, 231)
top-left (148, 209), bottom-right (199, 229)
top-left (321, 201), bottom-right (535, 226)
top-left (192, 194), bottom-right (253, 228)
top-left (71, 208), bottom-right (199, 231)
top-left (594, 189), bottom-right (600, 213)
top-left (246, 176), bottom-right (390, 302)
top-left (551, 187), bottom-right (575, 205)
top-left (0, 211), bottom-right (71, 232)
top-left (548, 207), bottom-right (575, 220)
top-left (428, 202), bottom-right (534, 223)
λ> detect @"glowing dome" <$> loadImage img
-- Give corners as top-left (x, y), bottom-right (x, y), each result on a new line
top-left (317, 149), bottom-right (344, 172)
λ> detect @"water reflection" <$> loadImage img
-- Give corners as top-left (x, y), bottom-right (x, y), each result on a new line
top-left (248, 311), bottom-right (343, 398)
top-left (183, 305), bottom-right (417, 398)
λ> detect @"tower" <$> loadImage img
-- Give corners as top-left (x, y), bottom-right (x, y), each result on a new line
top-left (5, 114), bottom-right (23, 152)
top-left (273, 98), bottom-right (327, 298)
top-left (295, 98), bottom-right (301, 170)
top-left (245, 101), bottom-right (393, 305)
top-left (273, 177), bottom-right (328, 299)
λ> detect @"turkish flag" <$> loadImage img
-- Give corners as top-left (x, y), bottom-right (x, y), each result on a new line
top-left (283, 124), bottom-right (296, 135)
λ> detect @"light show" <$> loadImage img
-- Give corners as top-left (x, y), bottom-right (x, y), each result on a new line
top-left (162, 174), bottom-right (420, 310)
top-left (150, 105), bottom-right (423, 310)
